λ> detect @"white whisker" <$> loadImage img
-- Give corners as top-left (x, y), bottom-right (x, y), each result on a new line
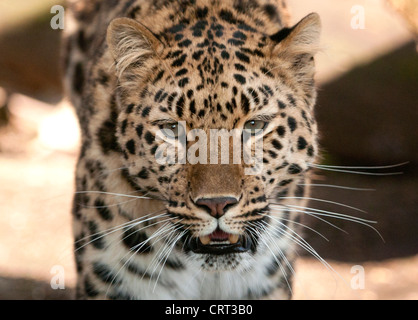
top-left (276, 196), bottom-right (367, 213)
top-left (75, 190), bottom-right (164, 201)
top-left (148, 223), bottom-right (184, 280)
top-left (106, 220), bottom-right (179, 298)
top-left (268, 206), bottom-right (348, 234)
top-left (311, 161), bottom-right (408, 170)
top-left (299, 183), bottom-right (375, 191)
top-left (309, 163), bottom-right (404, 176)
top-left (270, 204), bottom-right (385, 242)
top-left (247, 223), bottom-right (293, 295)
top-left (140, 222), bottom-right (185, 284)
top-left (260, 211), bottom-right (329, 241)
top-left (74, 210), bottom-right (169, 249)
top-left (121, 217), bottom-right (178, 251)
top-left (257, 221), bottom-right (296, 272)
top-left (152, 228), bottom-right (188, 292)
top-left (280, 204), bottom-right (376, 224)
top-left (82, 197), bottom-right (141, 210)
top-left (254, 216), bottom-right (349, 294)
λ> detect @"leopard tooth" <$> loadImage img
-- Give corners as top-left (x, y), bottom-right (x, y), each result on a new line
top-left (228, 234), bottom-right (239, 244)
top-left (199, 235), bottom-right (211, 245)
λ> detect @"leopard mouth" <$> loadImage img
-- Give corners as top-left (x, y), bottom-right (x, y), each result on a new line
top-left (186, 228), bottom-right (253, 255)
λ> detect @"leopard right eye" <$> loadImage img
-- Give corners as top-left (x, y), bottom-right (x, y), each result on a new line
top-left (160, 123), bottom-right (185, 139)
top-left (243, 120), bottom-right (268, 136)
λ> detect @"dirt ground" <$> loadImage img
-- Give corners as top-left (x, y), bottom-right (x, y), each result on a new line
top-left (0, 0), bottom-right (417, 300)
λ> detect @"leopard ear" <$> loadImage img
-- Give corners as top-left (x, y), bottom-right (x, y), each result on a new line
top-left (270, 12), bottom-right (321, 69)
top-left (270, 13), bottom-right (321, 57)
top-left (270, 13), bottom-right (321, 103)
top-left (106, 18), bottom-right (163, 78)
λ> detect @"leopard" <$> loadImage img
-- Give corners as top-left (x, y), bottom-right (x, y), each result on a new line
top-left (63, 0), bottom-right (321, 300)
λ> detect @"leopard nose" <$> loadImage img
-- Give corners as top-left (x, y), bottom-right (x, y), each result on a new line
top-left (195, 197), bottom-right (238, 218)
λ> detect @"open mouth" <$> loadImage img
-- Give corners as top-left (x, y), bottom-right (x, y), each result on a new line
top-left (186, 228), bottom-right (253, 255)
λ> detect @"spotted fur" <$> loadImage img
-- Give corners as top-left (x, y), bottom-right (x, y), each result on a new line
top-left (63, 0), bottom-right (321, 299)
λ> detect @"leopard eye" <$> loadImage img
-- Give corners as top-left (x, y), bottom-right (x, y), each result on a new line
top-left (243, 120), bottom-right (268, 135)
top-left (160, 123), bottom-right (185, 139)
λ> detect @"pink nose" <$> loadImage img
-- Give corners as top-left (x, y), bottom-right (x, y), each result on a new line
top-left (195, 197), bottom-right (238, 218)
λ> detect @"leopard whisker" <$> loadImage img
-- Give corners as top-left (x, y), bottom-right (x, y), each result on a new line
top-left (260, 211), bottom-right (330, 241)
top-left (278, 204), bottom-right (376, 224)
top-left (138, 221), bottom-right (186, 284)
top-left (151, 227), bottom-right (189, 292)
top-left (253, 219), bottom-right (318, 263)
top-left (128, 220), bottom-right (179, 256)
top-left (74, 210), bottom-right (169, 250)
top-left (257, 218), bottom-right (339, 279)
top-left (90, 218), bottom-right (175, 289)
top-left (147, 222), bottom-right (185, 279)
top-left (270, 204), bottom-right (385, 242)
top-left (308, 162), bottom-right (406, 176)
top-left (258, 214), bottom-right (327, 259)
top-left (105, 220), bottom-right (178, 299)
top-left (311, 161), bottom-right (409, 170)
top-left (254, 216), bottom-right (348, 293)
top-left (268, 206), bottom-right (348, 234)
top-left (245, 223), bottom-right (261, 250)
top-left (298, 183), bottom-right (375, 191)
top-left (274, 196), bottom-right (367, 213)
top-left (257, 220), bottom-right (296, 274)
top-left (255, 218), bottom-right (313, 298)
top-left (120, 216), bottom-right (179, 252)
top-left (247, 222), bottom-right (294, 296)
top-left (82, 197), bottom-right (142, 210)
top-left (75, 190), bottom-right (168, 202)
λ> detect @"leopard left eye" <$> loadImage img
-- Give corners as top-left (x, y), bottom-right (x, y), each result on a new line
top-left (243, 120), bottom-right (268, 135)
top-left (160, 123), bottom-right (185, 139)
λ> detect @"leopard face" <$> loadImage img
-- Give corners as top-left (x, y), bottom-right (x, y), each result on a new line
top-left (106, 9), bottom-right (320, 272)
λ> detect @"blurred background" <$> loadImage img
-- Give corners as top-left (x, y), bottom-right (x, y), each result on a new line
top-left (0, 0), bottom-right (417, 300)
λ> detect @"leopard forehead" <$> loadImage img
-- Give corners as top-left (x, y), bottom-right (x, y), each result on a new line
top-left (147, 39), bottom-right (291, 120)
top-left (110, 3), bottom-right (319, 128)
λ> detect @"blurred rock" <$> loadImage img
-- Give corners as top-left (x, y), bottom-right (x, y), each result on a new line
top-left (0, 276), bottom-right (74, 300)
top-left (0, 7), bottom-right (63, 103)
top-left (304, 170), bottom-right (418, 263)
top-left (387, 0), bottom-right (418, 48)
top-left (0, 88), bottom-right (10, 127)
top-left (315, 41), bottom-right (418, 168)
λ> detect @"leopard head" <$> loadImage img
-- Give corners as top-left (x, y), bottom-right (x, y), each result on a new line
top-left (106, 8), bottom-right (321, 272)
